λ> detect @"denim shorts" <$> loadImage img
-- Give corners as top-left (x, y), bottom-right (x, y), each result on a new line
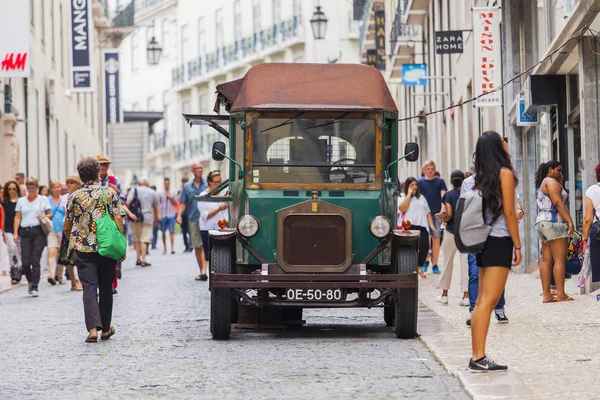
top-left (159, 217), bottom-right (176, 233)
top-left (430, 218), bottom-right (443, 238)
top-left (535, 221), bottom-right (569, 243)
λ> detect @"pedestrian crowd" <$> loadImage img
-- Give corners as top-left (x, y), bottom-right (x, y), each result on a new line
top-left (397, 130), bottom-right (598, 374)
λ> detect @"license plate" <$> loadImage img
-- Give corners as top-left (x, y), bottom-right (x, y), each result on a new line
top-left (285, 288), bottom-right (345, 301)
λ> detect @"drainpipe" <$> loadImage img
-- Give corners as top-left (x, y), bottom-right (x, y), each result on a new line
top-left (24, 78), bottom-right (29, 176)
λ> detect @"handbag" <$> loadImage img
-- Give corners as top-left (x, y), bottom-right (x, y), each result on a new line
top-left (127, 188), bottom-right (144, 223)
top-left (96, 187), bottom-right (127, 260)
top-left (39, 197), bottom-right (53, 235)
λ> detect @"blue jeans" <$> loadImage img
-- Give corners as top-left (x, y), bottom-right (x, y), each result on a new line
top-left (468, 254), bottom-right (505, 313)
top-left (151, 225), bottom-right (158, 248)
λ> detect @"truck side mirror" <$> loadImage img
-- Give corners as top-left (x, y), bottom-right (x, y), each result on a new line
top-left (212, 141), bottom-right (227, 161)
top-left (404, 142), bottom-right (419, 162)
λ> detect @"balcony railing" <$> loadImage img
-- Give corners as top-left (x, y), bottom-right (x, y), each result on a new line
top-left (112, 1), bottom-right (134, 28)
top-left (172, 15), bottom-right (303, 86)
top-left (389, 0), bottom-right (412, 52)
top-left (134, 0), bottom-right (168, 14)
top-left (150, 129), bottom-right (168, 153)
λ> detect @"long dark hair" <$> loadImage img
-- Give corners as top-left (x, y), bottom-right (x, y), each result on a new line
top-left (535, 160), bottom-right (561, 188)
top-left (474, 131), bottom-right (518, 215)
top-left (2, 180), bottom-right (19, 203)
top-left (403, 177), bottom-right (420, 198)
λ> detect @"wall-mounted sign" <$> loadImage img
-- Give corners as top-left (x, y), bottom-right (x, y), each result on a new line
top-left (104, 50), bottom-right (121, 124)
top-left (516, 97), bottom-right (539, 126)
top-left (70, 0), bottom-right (94, 91)
top-left (435, 30), bottom-right (464, 54)
top-left (374, 9), bottom-right (386, 71)
top-left (366, 49), bottom-right (377, 67)
top-left (0, 0), bottom-right (29, 77)
top-left (402, 64), bottom-right (428, 86)
top-left (473, 7), bottom-right (502, 107)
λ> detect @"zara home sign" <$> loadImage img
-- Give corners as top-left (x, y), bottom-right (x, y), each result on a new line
top-left (473, 7), bottom-right (502, 107)
top-left (435, 31), bottom-right (464, 54)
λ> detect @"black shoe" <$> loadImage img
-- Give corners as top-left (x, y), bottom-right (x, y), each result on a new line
top-left (112, 288), bottom-right (118, 295)
top-left (494, 310), bottom-right (509, 324)
top-left (466, 318), bottom-right (471, 327)
top-left (171, 251), bottom-right (175, 254)
top-left (468, 356), bottom-right (508, 373)
top-left (200, 274), bottom-right (208, 281)
top-left (47, 277), bottom-right (56, 285)
top-left (136, 260), bottom-right (141, 266)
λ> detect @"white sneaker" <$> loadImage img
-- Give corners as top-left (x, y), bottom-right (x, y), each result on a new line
top-left (31, 290), bottom-right (39, 297)
top-left (459, 298), bottom-right (470, 307)
top-left (436, 295), bottom-right (449, 305)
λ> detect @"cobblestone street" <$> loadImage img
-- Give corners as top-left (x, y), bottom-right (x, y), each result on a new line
top-left (0, 238), bottom-right (466, 400)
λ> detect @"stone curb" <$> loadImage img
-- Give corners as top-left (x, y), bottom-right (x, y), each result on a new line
top-left (417, 303), bottom-right (538, 400)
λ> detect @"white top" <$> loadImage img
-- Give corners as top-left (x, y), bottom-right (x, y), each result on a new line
top-left (397, 194), bottom-right (430, 229)
top-left (197, 189), bottom-right (229, 230)
top-left (16, 195), bottom-right (51, 228)
top-left (585, 184), bottom-right (600, 219)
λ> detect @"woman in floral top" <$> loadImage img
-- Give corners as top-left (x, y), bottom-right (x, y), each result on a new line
top-left (64, 157), bottom-right (125, 343)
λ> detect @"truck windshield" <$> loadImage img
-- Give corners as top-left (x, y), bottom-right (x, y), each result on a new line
top-left (251, 118), bottom-right (377, 185)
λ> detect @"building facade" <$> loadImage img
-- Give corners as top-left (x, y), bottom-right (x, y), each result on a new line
top-left (0, 0), bottom-right (126, 185)
top-left (359, 0), bottom-right (598, 280)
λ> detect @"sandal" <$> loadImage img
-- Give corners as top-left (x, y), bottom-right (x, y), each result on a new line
top-left (11, 280), bottom-right (18, 285)
top-left (543, 297), bottom-right (557, 303)
top-left (85, 333), bottom-right (98, 343)
top-left (556, 295), bottom-right (575, 302)
top-left (195, 275), bottom-right (202, 281)
top-left (101, 325), bottom-right (116, 341)
top-left (418, 268), bottom-right (427, 278)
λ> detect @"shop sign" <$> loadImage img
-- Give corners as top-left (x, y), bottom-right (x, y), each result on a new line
top-left (516, 97), bottom-right (539, 126)
top-left (435, 31), bottom-right (464, 54)
top-left (70, 0), bottom-right (94, 91)
top-left (375, 9), bottom-right (386, 71)
top-left (473, 7), bottom-right (502, 107)
top-left (402, 64), bottom-right (428, 86)
top-left (0, 0), bottom-right (29, 77)
top-left (104, 50), bottom-right (121, 124)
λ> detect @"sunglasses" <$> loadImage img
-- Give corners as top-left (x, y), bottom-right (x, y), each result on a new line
top-left (8, 187), bottom-right (17, 191)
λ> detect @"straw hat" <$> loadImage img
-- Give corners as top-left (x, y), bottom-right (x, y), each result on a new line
top-left (66, 175), bottom-right (82, 185)
top-left (96, 155), bottom-right (111, 164)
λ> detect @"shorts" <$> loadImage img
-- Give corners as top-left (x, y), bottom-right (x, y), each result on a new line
top-left (159, 217), bottom-right (176, 233)
top-left (476, 236), bottom-right (514, 269)
top-left (430, 218), bottom-right (443, 238)
top-left (47, 232), bottom-right (62, 248)
top-left (535, 221), bottom-right (569, 244)
top-left (189, 221), bottom-right (203, 248)
top-left (131, 222), bottom-right (153, 243)
top-left (200, 230), bottom-right (211, 261)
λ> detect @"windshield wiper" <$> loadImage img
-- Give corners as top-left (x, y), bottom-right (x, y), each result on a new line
top-left (305, 113), bottom-right (350, 130)
top-left (260, 112), bottom-right (304, 133)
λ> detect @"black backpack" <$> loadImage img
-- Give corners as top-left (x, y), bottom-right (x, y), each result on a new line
top-left (128, 188), bottom-right (144, 223)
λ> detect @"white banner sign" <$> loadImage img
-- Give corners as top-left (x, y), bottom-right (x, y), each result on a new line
top-left (473, 7), bottom-right (502, 107)
top-left (0, 0), bottom-right (30, 77)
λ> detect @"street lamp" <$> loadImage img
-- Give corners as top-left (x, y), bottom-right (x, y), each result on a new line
top-left (310, 6), bottom-right (328, 40)
top-left (147, 36), bottom-right (163, 66)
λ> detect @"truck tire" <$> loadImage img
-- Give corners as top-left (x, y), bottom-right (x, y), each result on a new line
top-left (394, 246), bottom-right (418, 338)
top-left (210, 245), bottom-right (233, 340)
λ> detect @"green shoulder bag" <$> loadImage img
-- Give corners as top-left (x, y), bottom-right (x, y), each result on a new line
top-left (96, 187), bottom-right (127, 260)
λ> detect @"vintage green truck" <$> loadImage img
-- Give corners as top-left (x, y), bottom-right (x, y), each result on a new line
top-left (183, 63), bottom-right (420, 340)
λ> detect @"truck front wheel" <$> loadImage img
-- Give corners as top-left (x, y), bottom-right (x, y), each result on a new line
top-left (210, 244), bottom-right (233, 340)
top-left (394, 246), bottom-right (418, 338)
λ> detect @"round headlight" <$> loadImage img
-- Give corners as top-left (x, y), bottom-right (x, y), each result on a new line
top-left (369, 216), bottom-right (392, 239)
top-left (237, 215), bottom-right (260, 238)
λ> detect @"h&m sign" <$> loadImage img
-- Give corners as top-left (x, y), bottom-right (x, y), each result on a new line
top-left (435, 31), bottom-right (464, 54)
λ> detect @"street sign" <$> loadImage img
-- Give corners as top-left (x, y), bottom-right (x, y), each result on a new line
top-left (402, 64), bottom-right (428, 86)
top-left (0, 0), bottom-right (29, 78)
top-left (435, 31), bottom-right (464, 54)
top-left (517, 97), bottom-right (539, 126)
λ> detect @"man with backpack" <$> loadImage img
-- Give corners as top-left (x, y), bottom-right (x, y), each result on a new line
top-left (127, 179), bottom-right (160, 268)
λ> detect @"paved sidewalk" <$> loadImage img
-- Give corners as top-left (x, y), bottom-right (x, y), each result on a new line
top-left (418, 260), bottom-right (600, 399)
